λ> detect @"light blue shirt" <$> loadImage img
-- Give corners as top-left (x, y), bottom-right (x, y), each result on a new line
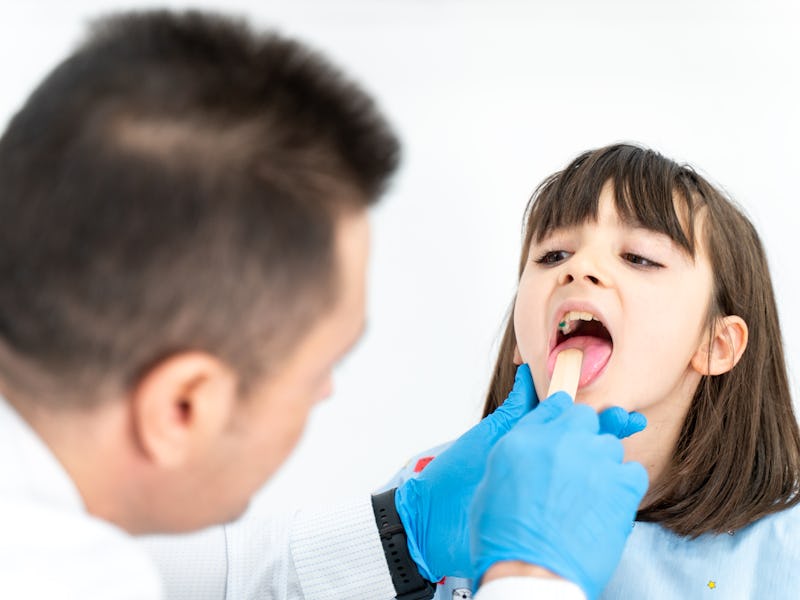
top-left (384, 443), bottom-right (800, 600)
top-left (603, 506), bottom-right (800, 598)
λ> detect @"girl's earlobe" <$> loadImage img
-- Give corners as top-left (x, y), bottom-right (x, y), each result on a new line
top-left (513, 345), bottom-right (523, 365)
top-left (691, 315), bottom-right (749, 376)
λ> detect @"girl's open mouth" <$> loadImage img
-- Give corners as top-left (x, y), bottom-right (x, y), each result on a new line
top-left (547, 310), bottom-right (613, 389)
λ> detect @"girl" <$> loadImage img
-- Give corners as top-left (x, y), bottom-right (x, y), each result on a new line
top-left (387, 143), bottom-right (800, 599)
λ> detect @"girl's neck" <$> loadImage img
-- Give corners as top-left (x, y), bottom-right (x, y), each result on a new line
top-left (621, 378), bottom-right (697, 505)
top-left (622, 410), bottom-right (684, 505)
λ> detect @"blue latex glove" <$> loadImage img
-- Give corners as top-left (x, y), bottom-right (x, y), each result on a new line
top-left (598, 405), bottom-right (648, 439)
top-left (469, 393), bottom-right (649, 600)
top-left (395, 364), bottom-right (646, 582)
top-left (395, 364), bottom-right (538, 581)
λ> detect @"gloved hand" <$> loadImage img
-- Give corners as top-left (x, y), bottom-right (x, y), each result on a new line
top-left (469, 393), bottom-right (649, 600)
top-left (394, 364), bottom-right (647, 582)
top-left (395, 364), bottom-right (538, 582)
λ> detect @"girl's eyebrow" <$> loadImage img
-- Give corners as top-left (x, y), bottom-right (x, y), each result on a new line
top-left (633, 230), bottom-right (674, 249)
top-left (537, 223), bottom-right (692, 256)
top-left (536, 224), bottom-right (580, 241)
top-left (628, 226), bottom-right (695, 259)
top-left (533, 231), bottom-right (571, 246)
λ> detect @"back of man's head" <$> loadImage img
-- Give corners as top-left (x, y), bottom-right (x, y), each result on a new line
top-left (0, 10), bottom-right (400, 407)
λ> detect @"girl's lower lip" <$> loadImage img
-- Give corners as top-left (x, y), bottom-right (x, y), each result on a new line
top-left (547, 336), bottom-right (613, 390)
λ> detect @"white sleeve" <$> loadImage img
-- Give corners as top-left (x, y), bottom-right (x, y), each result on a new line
top-left (139, 527), bottom-right (227, 600)
top-left (474, 577), bottom-right (586, 600)
top-left (142, 496), bottom-right (397, 600)
top-left (286, 496), bottom-right (396, 599)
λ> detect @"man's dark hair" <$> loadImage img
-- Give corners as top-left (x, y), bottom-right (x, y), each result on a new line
top-left (0, 10), bottom-right (400, 405)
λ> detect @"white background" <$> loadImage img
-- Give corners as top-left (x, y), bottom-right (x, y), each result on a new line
top-left (2, 0), bottom-right (798, 511)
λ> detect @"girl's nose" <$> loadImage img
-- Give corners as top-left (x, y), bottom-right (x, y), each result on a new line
top-left (559, 272), bottom-right (601, 285)
top-left (558, 254), bottom-right (605, 287)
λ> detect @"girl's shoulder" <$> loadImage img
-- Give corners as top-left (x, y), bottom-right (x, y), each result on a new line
top-left (749, 499), bottom-right (800, 546)
top-left (377, 441), bottom-right (455, 492)
top-left (604, 501), bottom-right (800, 599)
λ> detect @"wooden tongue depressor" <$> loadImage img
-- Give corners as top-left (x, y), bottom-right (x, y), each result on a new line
top-left (547, 348), bottom-right (584, 400)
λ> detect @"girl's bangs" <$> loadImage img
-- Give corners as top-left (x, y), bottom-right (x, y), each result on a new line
top-left (527, 145), bottom-right (700, 256)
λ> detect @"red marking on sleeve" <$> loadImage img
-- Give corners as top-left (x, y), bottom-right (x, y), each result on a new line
top-left (413, 456), bottom-right (435, 472)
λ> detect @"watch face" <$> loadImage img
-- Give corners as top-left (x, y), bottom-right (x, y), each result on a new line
top-left (452, 589), bottom-right (472, 599)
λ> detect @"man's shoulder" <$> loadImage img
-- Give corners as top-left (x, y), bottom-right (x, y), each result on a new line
top-left (0, 496), bottom-right (163, 598)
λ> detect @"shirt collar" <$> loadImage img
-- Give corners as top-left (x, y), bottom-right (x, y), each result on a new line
top-left (0, 395), bottom-right (86, 513)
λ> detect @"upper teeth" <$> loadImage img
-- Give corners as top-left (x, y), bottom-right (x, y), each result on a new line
top-left (558, 311), bottom-right (599, 335)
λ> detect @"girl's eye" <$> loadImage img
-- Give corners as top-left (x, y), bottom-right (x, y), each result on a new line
top-left (534, 250), bottom-right (571, 265)
top-left (622, 253), bottom-right (664, 268)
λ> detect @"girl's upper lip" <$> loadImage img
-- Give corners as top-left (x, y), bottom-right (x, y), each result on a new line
top-left (548, 299), bottom-right (613, 353)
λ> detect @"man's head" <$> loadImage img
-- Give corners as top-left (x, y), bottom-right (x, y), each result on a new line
top-left (0, 10), bottom-right (399, 531)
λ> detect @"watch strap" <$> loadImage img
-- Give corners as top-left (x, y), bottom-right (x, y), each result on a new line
top-left (371, 488), bottom-right (436, 600)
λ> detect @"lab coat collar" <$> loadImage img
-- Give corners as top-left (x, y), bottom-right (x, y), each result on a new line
top-left (0, 395), bottom-right (85, 514)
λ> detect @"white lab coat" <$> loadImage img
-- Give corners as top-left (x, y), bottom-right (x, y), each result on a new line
top-left (0, 397), bottom-right (162, 599)
top-left (0, 396), bottom-right (583, 599)
top-left (142, 497), bottom-right (585, 600)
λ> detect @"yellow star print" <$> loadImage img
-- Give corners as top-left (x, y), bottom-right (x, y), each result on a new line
top-left (707, 581), bottom-right (717, 589)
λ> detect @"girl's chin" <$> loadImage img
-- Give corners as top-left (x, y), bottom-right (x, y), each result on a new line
top-left (572, 388), bottom-right (614, 410)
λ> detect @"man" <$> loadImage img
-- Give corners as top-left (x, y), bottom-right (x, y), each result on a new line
top-left (0, 10), bottom-right (646, 599)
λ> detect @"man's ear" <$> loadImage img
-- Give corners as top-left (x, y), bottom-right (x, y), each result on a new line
top-left (691, 315), bottom-right (748, 376)
top-left (513, 344), bottom-right (523, 366)
top-left (131, 352), bottom-right (238, 468)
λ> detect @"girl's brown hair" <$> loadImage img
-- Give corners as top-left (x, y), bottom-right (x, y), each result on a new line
top-left (484, 143), bottom-right (800, 537)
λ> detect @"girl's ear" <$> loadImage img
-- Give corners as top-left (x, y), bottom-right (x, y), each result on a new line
top-left (691, 315), bottom-right (748, 376)
top-left (513, 344), bottom-right (523, 365)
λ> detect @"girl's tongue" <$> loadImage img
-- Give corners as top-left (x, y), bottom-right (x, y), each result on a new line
top-left (547, 336), bottom-right (612, 388)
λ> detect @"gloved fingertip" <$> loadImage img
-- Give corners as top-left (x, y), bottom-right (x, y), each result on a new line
top-left (515, 362), bottom-right (531, 380)
top-left (599, 407), bottom-right (647, 439)
top-left (485, 364), bottom-right (538, 437)
top-left (598, 406), bottom-right (626, 437)
top-left (502, 363), bottom-right (536, 413)
top-left (513, 363), bottom-right (535, 400)
top-left (623, 411), bottom-right (647, 438)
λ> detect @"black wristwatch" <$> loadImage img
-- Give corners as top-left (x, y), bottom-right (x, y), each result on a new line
top-left (371, 488), bottom-right (436, 600)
